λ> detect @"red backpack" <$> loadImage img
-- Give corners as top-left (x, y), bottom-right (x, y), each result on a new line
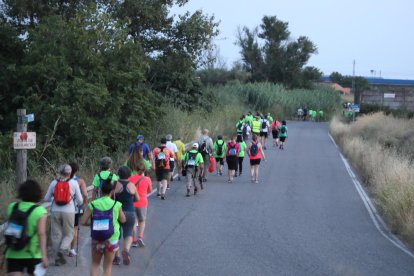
top-left (54, 180), bottom-right (72, 205)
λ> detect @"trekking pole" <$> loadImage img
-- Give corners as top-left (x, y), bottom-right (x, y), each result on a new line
top-left (75, 208), bottom-right (81, 267)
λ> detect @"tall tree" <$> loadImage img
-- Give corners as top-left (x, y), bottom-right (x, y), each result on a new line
top-left (237, 15), bottom-right (320, 88)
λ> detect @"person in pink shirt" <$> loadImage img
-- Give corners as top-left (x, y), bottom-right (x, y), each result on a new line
top-left (225, 135), bottom-right (240, 183)
top-left (129, 163), bottom-right (152, 247)
top-left (247, 134), bottom-right (266, 184)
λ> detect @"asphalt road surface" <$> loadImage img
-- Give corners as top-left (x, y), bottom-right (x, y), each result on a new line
top-left (47, 121), bottom-right (414, 276)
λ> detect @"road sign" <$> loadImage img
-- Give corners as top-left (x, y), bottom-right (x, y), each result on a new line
top-left (349, 104), bottom-right (360, 113)
top-left (13, 132), bottom-right (36, 149)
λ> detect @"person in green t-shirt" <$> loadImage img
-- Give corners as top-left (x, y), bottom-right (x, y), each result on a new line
top-left (312, 110), bottom-right (317, 122)
top-left (236, 115), bottom-right (245, 135)
top-left (92, 157), bottom-right (119, 200)
top-left (244, 112), bottom-right (254, 127)
top-left (318, 110), bottom-right (324, 122)
top-left (82, 179), bottom-right (126, 276)
top-left (182, 143), bottom-right (204, 197)
top-left (236, 134), bottom-right (247, 177)
top-left (5, 180), bottom-right (48, 274)
top-left (267, 112), bottom-right (273, 123)
top-left (213, 135), bottom-right (227, 176)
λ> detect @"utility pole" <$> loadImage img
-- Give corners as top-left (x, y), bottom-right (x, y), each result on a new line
top-left (352, 60), bottom-right (359, 104)
top-left (16, 109), bottom-right (27, 187)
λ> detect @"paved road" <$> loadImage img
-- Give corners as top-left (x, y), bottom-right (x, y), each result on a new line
top-left (47, 121), bottom-right (414, 275)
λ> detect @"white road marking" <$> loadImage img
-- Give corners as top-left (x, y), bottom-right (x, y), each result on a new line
top-left (329, 134), bottom-right (414, 259)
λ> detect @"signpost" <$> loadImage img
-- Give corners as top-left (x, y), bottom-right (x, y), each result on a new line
top-left (15, 109), bottom-right (36, 188)
top-left (348, 104), bottom-right (360, 121)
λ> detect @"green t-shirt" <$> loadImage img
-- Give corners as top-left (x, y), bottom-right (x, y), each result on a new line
top-left (236, 120), bottom-right (244, 133)
top-left (88, 196), bottom-right (122, 242)
top-left (244, 115), bottom-right (253, 126)
top-left (214, 140), bottom-right (227, 158)
top-left (182, 149), bottom-right (204, 166)
top-left (312, 110), bottom-right (317, 117)
top-left (319, 110), bottom-right (324, 117)
top-left (279, 125), bottom-right (288, 138)
top-left (92, 170), bottom-right (119, 188)
top-left (5, 202), bottom-right (47, 259)
top-left (238, 141), bottom-right (247, 157)
top-left (267, 115), bottom-right (273, 123)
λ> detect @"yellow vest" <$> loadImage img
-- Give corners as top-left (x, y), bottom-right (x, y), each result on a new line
top-left (252, 120), bottom-right (261, 134)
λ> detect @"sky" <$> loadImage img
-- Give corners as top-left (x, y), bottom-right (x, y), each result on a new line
top-left (172, 0), bottom-right (414, 79)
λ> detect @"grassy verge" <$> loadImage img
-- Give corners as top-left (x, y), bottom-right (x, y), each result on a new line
top-left (330, 113), bottom-right (414, 246)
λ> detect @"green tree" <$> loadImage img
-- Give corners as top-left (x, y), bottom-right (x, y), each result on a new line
top-left (237, 15), bottom-right (320, 88)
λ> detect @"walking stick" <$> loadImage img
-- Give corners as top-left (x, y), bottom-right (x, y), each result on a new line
top-left (75, 208), bottom-right (81, 267)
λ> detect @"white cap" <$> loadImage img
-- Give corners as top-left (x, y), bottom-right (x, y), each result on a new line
top-left (192, 143), bottom-right (199, 148)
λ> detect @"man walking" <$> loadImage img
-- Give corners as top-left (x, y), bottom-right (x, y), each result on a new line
top-left (153, 138), bottom-right (173, 200)
top-left (197, 129), bottom-right (214, 182)
top-left (182, 143), bottom-right (204, 197)
top-left (44, 164), bottom-right (83, 266)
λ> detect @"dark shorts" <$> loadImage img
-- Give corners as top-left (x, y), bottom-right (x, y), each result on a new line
top-left (259, 131), bottom-right (268, 138)
top-left (280, 136), bottom-right (286, 142)
top-left (250, 158), bottom-right (261, 166)
top-left (169, 160), bottom-right (175, 172)
top-left (272, 130), bottom-right (279, 139)
top-left (226, 156), bottom-right (238, 170)
top-left (7, 258), bottom-right (41, 273)
top-left (215, 157), bottom-right (224, 165)
top-left (156, 169), bottom-right (170, 181)
top-left (202, 154), bottom-right (210, 167)
top-left (121, 211), bottom-right (136, 238)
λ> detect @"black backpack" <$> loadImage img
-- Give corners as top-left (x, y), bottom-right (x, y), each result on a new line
top-left (237, 121), bottom-right (243, 131)
top-left (198, 141), bottom-right (208, 155)
top-left (261, 119), bottom-right (267, 130)
top-left (98, 172), bottom-right (114, 198)
top-left (281, 125), bottom-right (286, 134)
top-left (4, 203), bottom-right (39, 251)
top-left (216, 140), bottom-right (224, 156)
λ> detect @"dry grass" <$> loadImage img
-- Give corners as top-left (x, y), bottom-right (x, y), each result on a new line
top-left (330, 113), bottom-right (414, 246)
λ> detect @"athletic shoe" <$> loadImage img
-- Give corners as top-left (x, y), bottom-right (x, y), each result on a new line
top-left (239, 171), bottom-right (242, 176)
top-left (255, 180), bottom-right (259, 184)
top-left (200, 182), bottom-right (204, 190)
top-left (137, 238), bottom-right (145, 247)
top-left (122, 250), bottom-right (131, 265)
top-left (113, 256), bottom-right (121, 265)
top-left (203, 178), bottom-right (207, 182)
top-left (161, 195), bottom-right (166, 200)
top-left (57, 252), bottom-right (67, 265)
top-left (186, 193), bottom-right (190, 197)
top-left (264, 146), bottom-right (267, 150)
top-left (68, 249), bottom-right (77, 257)
top-left (132, 241), bottom-right (139, 248)
top-left (178, 176), bottom-right (181, 181)
top-left (194, 187), bottom-right (198, 195)
top-left (228, 179), bottom-right (232, 183)
top-left (157, 193), bottom-right (161, 197)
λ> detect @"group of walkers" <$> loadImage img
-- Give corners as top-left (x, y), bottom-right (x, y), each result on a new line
top-left (2, 111), bottom-right (288, 276)
top-left (297, 107), bottom-right (324, 122)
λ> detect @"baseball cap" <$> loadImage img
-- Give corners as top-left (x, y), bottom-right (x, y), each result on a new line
top-left (59, 164), bottom-right (72, 176)
top-left (136, 135), bottom-right (144, 140)
top-left (192, 142), bottom-right (199, 148)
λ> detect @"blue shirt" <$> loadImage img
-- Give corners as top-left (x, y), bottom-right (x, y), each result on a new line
top-left (128, 142), bottom-right (151, 159)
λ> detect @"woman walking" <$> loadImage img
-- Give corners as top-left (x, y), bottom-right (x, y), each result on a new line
top-left (247, 134), bottom-right (266, 183)
top-left (279, 120), bottom-right (288, 150)
top-left (271, 118), bottom-right (281, 148)
top-left (4, 180), bottom-right (48, 275)
top-left (112, 166), bottom-right (139, 265)
top-left (225, 135), bottom-right (240, 183)
top-left (81, 179), bottom-right (126, 276)
top-left (235, 134), bottom-right (246, 177)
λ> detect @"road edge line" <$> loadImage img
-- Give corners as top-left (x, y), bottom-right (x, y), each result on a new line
top-left (329, 134), bottom-right (414, 259)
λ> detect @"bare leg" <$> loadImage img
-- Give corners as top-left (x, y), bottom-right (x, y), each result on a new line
top-left (91, 249), bottom-right (103, 276)
top-left (102, 251), bottom-right (116, 276)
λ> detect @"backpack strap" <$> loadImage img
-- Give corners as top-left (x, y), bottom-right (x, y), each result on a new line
top-left (134, 176), bottom-right (145, 188)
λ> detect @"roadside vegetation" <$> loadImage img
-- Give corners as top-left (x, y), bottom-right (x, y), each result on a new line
top-left (330, 113), bottom-right (414, 246)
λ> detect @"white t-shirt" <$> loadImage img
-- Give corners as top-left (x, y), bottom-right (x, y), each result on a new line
top-left (260, 119), bottom-right (269, 132)
top-left (166, 141), bottom-right (178, 161)
top-left (44, 178), bottom-right (83, 213)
